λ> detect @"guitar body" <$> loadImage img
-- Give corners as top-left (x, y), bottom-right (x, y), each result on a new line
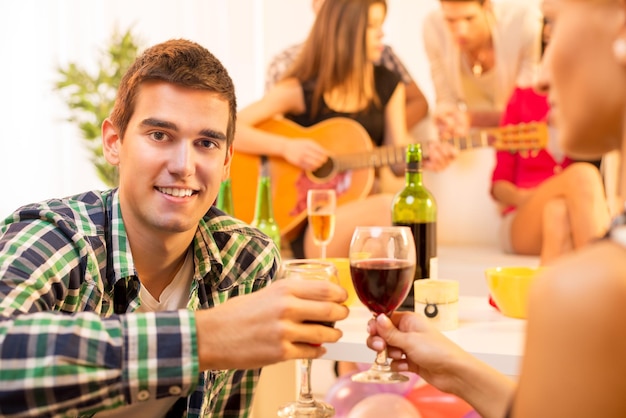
top-left (230, 117), bottom-right (374, 241)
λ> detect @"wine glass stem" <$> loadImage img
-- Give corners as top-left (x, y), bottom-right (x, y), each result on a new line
top-left (297, 358), bottom-right (315, 406)
top-left (374, 347), bottom-right (391, 370)
top-left (320, 244), bottom-right (326, 259)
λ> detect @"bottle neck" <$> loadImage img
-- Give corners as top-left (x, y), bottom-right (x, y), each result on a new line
top-left (216, 179), bottom-right (234, 215)
top-left (405, 161), bottom-right (423, 187)
top-left (253, 175), bottom-right (274, 221)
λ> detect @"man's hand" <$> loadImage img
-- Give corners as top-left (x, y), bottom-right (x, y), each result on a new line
top-left (423, 140), bottom-right (458, 172)
top-left (195, 279), bottom-right (348, 370)
top-left (434, 103), bottom-right (471, 140)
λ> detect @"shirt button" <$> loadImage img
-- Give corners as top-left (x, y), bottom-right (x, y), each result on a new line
top-left (169, 386), bottom-right (182, 396)
top-left (137, 390), bottom-right (150, 401)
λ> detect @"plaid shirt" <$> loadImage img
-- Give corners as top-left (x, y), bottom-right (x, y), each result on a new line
top-left (0, 189), bottom-right (279, 417)
top-left (265, 43), bottom-right (414, 91)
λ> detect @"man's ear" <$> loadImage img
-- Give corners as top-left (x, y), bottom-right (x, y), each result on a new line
top-left (222, 143), bottom-right (234, 182)
top-left (102, 118), bottom-right (121, 166)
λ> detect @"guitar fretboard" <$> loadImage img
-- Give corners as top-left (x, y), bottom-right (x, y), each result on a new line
top-left (331, 123), bottom-right (546, 171)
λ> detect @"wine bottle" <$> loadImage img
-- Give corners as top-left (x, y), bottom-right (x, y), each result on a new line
top-left (391, 143), bottom-right (437, 311)
top-left (216, 178), bottom-right (234, 216)
top-left (251, 156), bottom-right (281, 251)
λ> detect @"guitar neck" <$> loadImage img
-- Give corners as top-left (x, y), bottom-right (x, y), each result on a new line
top-left (333, 128), bottom-right (496, 171)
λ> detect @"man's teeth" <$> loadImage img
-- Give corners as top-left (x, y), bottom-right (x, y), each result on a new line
top-left (158, 187), bottom-right (193, 197)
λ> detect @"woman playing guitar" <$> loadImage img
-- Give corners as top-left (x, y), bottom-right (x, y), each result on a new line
top-left (234, 0), bottom-right (457, 259)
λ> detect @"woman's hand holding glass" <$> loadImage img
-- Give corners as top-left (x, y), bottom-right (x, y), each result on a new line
top-left (349, 226), bottom-right (416, 383)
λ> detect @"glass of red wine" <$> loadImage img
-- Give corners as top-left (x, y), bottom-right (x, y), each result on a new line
top-left (277, 259), bottom-right (339, 418)
top-left (349, 226), bottom-right (416, 383)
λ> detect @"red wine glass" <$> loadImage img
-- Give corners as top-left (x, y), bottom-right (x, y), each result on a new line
top-left (349, 226), bottom-right (416, 383)
top-left (277, 260), bottom-right (339, 417)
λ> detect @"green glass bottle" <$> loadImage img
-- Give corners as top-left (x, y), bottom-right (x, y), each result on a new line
top-left (391, 143), bottom-right (438, 311)
top-left (216, 178), bottom-right (235, 216)
top-left (251, 157), bottom-right (281, 251)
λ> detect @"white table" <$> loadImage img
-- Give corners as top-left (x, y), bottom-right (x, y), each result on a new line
top-left (322, 296), bottom-right (526, 377)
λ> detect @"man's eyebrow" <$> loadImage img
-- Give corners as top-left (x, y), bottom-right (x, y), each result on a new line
top-left (141, 118), bottom-right (226, 140)
top-left (141, 118), bottom-right (178, 130)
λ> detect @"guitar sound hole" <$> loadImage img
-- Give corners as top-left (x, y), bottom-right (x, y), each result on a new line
top-left (311, 158), bottom-right (335, 181)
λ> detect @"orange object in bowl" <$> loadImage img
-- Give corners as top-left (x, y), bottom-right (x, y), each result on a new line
top-left (484, 266), bottom-right (542, 319)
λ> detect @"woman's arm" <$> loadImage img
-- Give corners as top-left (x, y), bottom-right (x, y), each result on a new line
top-left (368, 312), bottom-right (515, 418)
top-left (235, 78), bottom-right (328, 170)
top-left (514, 243), bottom-right (626, 417)
top-left (383, 82), bottom-right (411, 176)
top-left (492, 180), bottom-right (533, 210)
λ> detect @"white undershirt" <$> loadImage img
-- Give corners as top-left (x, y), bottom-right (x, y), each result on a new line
top-left (460, 60), bottom-right (498, 112)
top-left (95, 249), bottom-right (194, 418)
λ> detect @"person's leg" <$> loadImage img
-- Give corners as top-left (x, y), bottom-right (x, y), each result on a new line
top-left (510, 162), bottom-right (609, 256)
top-left (540, 198), bottom-right (574, 265)
top-left (303, 193), bottom-right (395, 258)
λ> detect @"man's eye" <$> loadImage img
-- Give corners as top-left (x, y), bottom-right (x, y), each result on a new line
top-left (199, 139), bottom-right (217, 149)
top-left (150, 131), bottom-right (168, 141)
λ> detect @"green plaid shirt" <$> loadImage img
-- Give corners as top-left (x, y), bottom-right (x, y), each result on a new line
top-left (0, 189), bottom-right (279, 417)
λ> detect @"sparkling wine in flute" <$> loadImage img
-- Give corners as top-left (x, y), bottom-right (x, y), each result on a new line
top-left (309, 213), bottom-right (336, 246)
top-left (307, 189), bottom-right (337, 259)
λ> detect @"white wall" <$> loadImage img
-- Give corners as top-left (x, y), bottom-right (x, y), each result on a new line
top-left (0, 0), bottom-right (443, 218)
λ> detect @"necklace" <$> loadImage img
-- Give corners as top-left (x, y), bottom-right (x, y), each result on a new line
top-left (472, 60), bottom-right (483, 77)
top-left (468, 50), bottom-right (485, 77)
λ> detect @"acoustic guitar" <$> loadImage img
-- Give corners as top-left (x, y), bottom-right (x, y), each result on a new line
top-left (229, 117), bottom-right (548, 240)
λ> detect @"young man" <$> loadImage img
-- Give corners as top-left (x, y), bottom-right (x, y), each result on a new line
top-left (424, 0), bottom-right (542, 139)
top-left (0, 39), bottom-right (348, 417)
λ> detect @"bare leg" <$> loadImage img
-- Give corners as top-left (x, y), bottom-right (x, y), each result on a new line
top-left (303, 193), bottom-right (395, 259)
top-left (510, 162), bottom-right (609, 256)
top-left (540, 198), bottom-right (574, 265)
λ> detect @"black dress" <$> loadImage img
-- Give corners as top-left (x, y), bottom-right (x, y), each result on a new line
top-left (285, 66), bottom-right (401, 258)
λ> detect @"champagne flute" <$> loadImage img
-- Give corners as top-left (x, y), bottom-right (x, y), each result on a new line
top-left (307, 189), bottom-right (336, 259)
top-left (349, 226), bottom-right (416, 383)
top-left (277, 259), bottom-right (339, 418)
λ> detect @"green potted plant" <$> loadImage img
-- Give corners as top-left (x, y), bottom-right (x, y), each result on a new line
top-left (55, 28), bottom-right (142, 187)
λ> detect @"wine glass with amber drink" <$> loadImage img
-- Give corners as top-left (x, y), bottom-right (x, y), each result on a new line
top-left (349, 226), bottom-right (416, 383)
top-left (277, 259), bottom-right (339, 418)
top-left (307, 189), bottom-right (336, 259)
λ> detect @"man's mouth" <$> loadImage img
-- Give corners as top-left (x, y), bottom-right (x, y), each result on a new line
top-left (156, 187), bottom-right (196, 197)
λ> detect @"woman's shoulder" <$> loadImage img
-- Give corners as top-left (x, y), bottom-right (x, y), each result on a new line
top-left (530, 240), bottom-right (626, 323)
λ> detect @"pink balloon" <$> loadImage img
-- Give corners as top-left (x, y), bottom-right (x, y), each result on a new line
top-left (463, 410), bottom-right (481, 418)
top-left (325, 371), bottom-right (420, 417)
top-left (324, 373), bottom-right (381, 418)
top-left (347, 393), bottom-right (422, 418)
top-left (352, 364), bottom-right (420, 396)
top-left (377, 372), bottom-right (420, 396)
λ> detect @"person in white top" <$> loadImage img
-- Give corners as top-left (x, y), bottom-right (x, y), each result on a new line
top-left (423, 0), bottom-right (542, 139)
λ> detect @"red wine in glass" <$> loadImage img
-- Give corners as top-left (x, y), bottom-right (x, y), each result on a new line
top-left (350, 258), bottom-right (414, 316)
